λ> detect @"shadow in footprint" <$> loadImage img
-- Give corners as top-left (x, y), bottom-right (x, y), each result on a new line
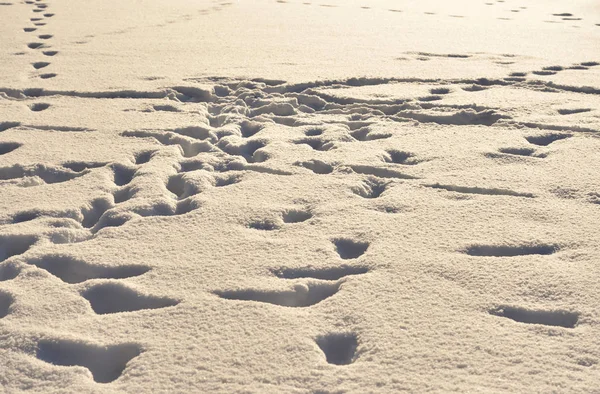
top-left (110, 164), bottom-right (136, 186)
top-left (134, 150), bottom-right (157, 165)
top-left (384, 150), bottom-right (421, 165)
top-left (489, 306), bottom-right (578, 328)
top-left (215, 281), bottom-right (341, 307)
top-left (0, 263), bottom-right (21, 281)
top-left (333, 239), bottom-right (369, 260)
top-left (62, 161), bottom-right (107, 173)
top-left (81, 282), bottom-right (179, 314)
top-left (28, 103), bottom-right (50, 111)
top-left (0, 122), bottom-right (21, 132)
top-left (316, 333), bottom-right (358, 365)
top-left (40, 73), bottom-right (56, 79)
top-left (0, 291), bottom-right (14, 318)
top-left (27, 254), bottom-right (150, 284)
top-left (32, 61), bottom-right (50, 69)
top-left (0, 235), bottom-right (37, 262)
top-left (295, 160), bottom-right (334, 174)
top-left (525, 133), bottom-right (571, 146)
top-left (272, 265), bottom-right (368, 280)
top-left (352, 178), bottom-right (389, 199)
top-left (282, 209), bottom-right (312, 224)
top-left (0, 142), bottom-right (21, 155)
top-left (37, 339), bottom-right (141, 383)
top-left (465, 244), bottom-right (557, 257)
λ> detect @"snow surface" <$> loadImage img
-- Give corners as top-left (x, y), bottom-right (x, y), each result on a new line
top-left (0, 0), bottom-right (600, 392)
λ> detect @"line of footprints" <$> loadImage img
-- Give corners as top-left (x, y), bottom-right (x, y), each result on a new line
top-left (24, 0), bottom-right (58, 80)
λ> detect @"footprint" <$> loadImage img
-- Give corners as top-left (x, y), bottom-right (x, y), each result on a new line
top-left (40, 73), bottom-right (57, 79)
top-left (427, 183), bottom-right (534, 198)
top-left (465, 244), bottom-right (558, 257)
top-left (27, 42), bottom-right (44, 49)
top-left (80, 197), bottom-right (114, 229)
top-left (32, 61), bottom-right (50, 69)
top-left (27, 255), bottom-right (150, 284)
top-left (333, 239), bottom-right (369, 260)
top-left (214, 173), bottom-right (242, 187)
top-left (28, 102), bottom-right (50, 111)
top-left (239, 120), bottom-right (264, 138)
top-left (0, 291), bottom-right (14, 318)
top-left (557, 108), bottom-right (591, 115)
top-left (247, 219), bottom-right (279, 231)
top-left (430, 87), bottom-right (451, 95)
top-left (43, 12), bottom-right (53, 17)
top-left (525, 133), bottom-right (571, 146)
top-left (0, 263), bottom-right (20, 281)
top-left (272, 265), bottom-right (368, 280)
top-left (166, 174), bottom-right (200, 200)
top-left (0, 122), bottom-right (21, 132)
top-left (38, 34), bottom-right (53, 40)
top-left (42, 50), bottom-right (58, 56)
top-left (351, 127), bottom-right (392, 141)
top-left (81, 282), bottom-right (179, 314)
top-left (304, 127), bottom-right (324, 137)
top-left (36, 339), bottom-right (141, 383)
top-left (282, 208), bottom-right (312, 224)
top-left (23, 27), bottom-right (37, 32)
top-left (217, 139), bottom-right (268, 163)
top-left (294, 138), bottom-right (334, 151)
top-left (316, 333), bottom-right (358, 365)
top-left (497, 147), bottom-right (537, 157)
top-left (62, 161), bottom-right (107, 172)
top-left (489, 306), bottom-right (578, 328)
top-left (112, 186), bottom-right (134, 204)
top-left (0, 235), bottom-right (37, 262)
top-left (352, 178), bottom-right (389, 199)
top-left (215, 281), bottom-right (341, 307)
top-left (0, 142), bottom-right (21, 155)
top-left (133, 150), bottom-right (157, 165)
top-left (110, 164), bottom-right (136, 186)
top-left (295, 160), bottom-right (334, 174)
top-left (383, 150), bottom-right (420, 165)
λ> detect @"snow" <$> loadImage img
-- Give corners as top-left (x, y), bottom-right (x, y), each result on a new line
top-left (1, 0), bottom-right (600, 392)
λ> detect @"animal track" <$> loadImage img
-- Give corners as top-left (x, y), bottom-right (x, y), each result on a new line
top-left (272, 265), bottom-right (368, 280)
top-left (0, 142), bottom-right (21, 155)
top-left (81, 282), bottom-right (179, 314)
top-left (27, 255), bottom-right (150, 284)
top-left (427, 183), bottom-right (534, 198)
top-left (36, 339), bottom-right (141, 383)
top-left (489, 306), bottom-right (578, 328)
top-left (333, 239), bottom-right (369, 260)
top-left (316, 333), bottom-right (358, 365)
top-left (215, 281), bottom-right (341, 307)
top-left (465, 244), bottom-right (558, 257)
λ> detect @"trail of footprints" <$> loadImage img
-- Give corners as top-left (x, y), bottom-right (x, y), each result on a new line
top-left (1, 64), bottom-right (598, 380)
top-left (23, 0), bottom-right (58, 81)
